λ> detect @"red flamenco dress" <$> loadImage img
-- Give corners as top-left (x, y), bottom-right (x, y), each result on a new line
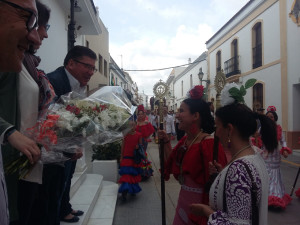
top-left (165, 136), bottom-right (227, 225)
top-left (136, 122), bottom-right (155, 178)
top-left (118, 132), bottom-right (143, 195)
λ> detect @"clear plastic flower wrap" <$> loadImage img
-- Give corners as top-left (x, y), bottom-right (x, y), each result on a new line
top-left (25, 86), bottom-right (136, 155)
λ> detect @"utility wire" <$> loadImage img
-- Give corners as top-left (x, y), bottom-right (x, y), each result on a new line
top-left (110, 59), bottom-right (203, 72)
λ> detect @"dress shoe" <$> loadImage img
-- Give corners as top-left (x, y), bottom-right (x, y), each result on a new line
top-left (61, 216), bottom-right (79, 223)
top-left (71, 210), bottom-right (84, 217)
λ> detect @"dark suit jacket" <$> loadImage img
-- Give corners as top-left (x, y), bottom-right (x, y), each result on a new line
top-left (46, 66), bottom-right (71, 98)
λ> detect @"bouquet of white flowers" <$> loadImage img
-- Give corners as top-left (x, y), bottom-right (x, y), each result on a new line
top-left (5, 87), bottom-right (136, 178)
top-left (26, 86), bottom-right (136, 153)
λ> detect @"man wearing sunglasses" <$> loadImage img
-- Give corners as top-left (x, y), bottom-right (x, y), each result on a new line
top-left (0, 1), bottom-right (41, 224)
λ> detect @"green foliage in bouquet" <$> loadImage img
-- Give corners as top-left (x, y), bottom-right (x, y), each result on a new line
top-left (92, 140), bottom-right (122, 163)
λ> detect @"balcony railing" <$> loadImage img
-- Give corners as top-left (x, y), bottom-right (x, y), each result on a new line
top-left (224, 55), bottom-right (240, 78)
top-left (252, 44), bottom-right (262, 69)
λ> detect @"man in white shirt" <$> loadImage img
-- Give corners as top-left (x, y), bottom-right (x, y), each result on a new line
top-left (158, 106), bottom-right (175, 140)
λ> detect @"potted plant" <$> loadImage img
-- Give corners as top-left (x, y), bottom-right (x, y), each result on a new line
top-left (91, 140), bottom-right (122, 182)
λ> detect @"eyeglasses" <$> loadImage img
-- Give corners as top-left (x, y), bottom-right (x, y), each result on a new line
top-left (73, 59), bottom-right (97, 73)
top-left (0, 0), bottom-right (38, 32)
top-left (45, 24), bottom-right (50, 31)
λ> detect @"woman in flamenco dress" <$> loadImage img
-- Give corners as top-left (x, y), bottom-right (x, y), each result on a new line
top-left (136, 105), bottom-right (155, 179)
top-left (158, 85), bottom-right (227, 225)
top-left (261, 106), bottom-right (292, 209)
top-left (118, 118), bottom-right (143, 200)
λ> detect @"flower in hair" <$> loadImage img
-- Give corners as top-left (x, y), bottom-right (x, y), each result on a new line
top-left (220, 78), bottom-right (257, 106)
top-left (137, 104), bottom-right (145, 112)
top-left (267, 106), bottom-right (276, 112)
top-left (220, 83), bottom-right (239, 106)
top-left (187, 85), bottom-right (204, 99)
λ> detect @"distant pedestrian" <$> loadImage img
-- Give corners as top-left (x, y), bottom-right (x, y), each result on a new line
top-left (118, 118), bottom-right (143, 201)
top-left (175, 109), bottom-right (185, 141)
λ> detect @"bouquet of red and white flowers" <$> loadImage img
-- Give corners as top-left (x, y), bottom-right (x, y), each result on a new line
top-left (5, 86), bottom-right (136, 178)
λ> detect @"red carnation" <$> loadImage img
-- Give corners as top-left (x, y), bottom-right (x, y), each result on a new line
top-left (267, 106), bottom-right (276, 112)
top-left (189, 85), bottom-right (204, 99)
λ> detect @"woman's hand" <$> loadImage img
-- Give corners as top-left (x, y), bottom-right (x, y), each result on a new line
top-left (209, 160), bottom-right (222, 174)
top-left (189, 203), bottom-right (214, 217)
top-left (157, 129), bottom-right (168, 142)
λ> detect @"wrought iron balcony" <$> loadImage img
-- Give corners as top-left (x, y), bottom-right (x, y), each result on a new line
top-left (252, 44), bottom-right (262, 69)
top-left (224, 56), bottom-right (240, 78)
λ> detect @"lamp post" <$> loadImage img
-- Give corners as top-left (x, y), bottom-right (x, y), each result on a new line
top-left (68, 0), bottom-right (76, 51)
top-left (68, 0), bottom-right (82, 51)
top-left (198, 68), bottom-right (210, 86)
top-left (198, 68), bottom-right (210, 100)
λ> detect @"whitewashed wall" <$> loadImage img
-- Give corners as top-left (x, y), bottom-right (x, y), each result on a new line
top-left (286, 0), bottom-right (300, 130)
top-left (173, 60), bottom-right (207, 108)
top-left (37, 0), bottom-right (69, 73)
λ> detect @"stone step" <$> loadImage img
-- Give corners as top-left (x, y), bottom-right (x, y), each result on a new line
top-left (70, 167), bottom-right (88, 199)
top-left (87, 181), bottom-right (119, 225)
top-left (61, 174), bottom-right (103, 225)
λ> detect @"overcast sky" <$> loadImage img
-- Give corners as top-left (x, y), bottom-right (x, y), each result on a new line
top-left (94, 0), bottom-right (249, 96)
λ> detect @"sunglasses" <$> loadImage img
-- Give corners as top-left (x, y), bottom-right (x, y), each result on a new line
top-left (73, 59), bottom-right (97, 73)
top-left (0, 0), bottom-right (38, 32)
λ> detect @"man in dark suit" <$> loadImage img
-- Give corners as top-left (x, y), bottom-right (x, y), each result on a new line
top-left (47, 45), bottom-right (97, 223)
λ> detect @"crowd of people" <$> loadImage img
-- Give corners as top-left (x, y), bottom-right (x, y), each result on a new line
top-left (0, 1), bottom-right (299, 225)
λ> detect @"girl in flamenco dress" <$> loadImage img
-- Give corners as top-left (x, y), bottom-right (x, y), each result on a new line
top-left (118, 118), bottom-right (143, 201)
top-left (263, 106), bottom-right (292, 209)
top-left (136, 105), bottom-right (155, 179)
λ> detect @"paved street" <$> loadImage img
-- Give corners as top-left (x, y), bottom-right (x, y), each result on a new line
top-left (113, 140), bottom-right (300, 225)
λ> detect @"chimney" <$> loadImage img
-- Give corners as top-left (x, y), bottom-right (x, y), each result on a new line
top-left (188, 58), bottom-right (191, 64)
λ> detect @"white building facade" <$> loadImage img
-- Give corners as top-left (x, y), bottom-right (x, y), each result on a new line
top-left (206, 0), bottom-right (300, 148)
top-left (37, 0), bottom-right (101, 74)
top-left (172, 52), bottom-right (208, 111)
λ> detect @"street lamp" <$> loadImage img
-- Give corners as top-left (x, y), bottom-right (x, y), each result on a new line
top-left (68, 0), bottom-right (82, 51)
top-left (198, 68), bottom-right (210, 86)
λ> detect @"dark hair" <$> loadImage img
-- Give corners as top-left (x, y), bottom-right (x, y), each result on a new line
top-left (64, 45), bottom-right (97, 66)
top-left (27, 1), bottom-right (50, 54)
top-left (266, 111), bottom-right (278, 122)
top-left (37, 0), bottom-right (50, 27)
top-left (182, 98), bottom-right (215, 134)
top-left (216, 103), bottom-right (278, 152)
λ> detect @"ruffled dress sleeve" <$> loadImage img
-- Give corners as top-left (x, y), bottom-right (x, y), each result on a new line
top-left (164, 137), bottom-right (227, 184)
top-left (164, 136), bottom-right (187, 181)
top-left (136, 122), bottom-right (155, 138)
